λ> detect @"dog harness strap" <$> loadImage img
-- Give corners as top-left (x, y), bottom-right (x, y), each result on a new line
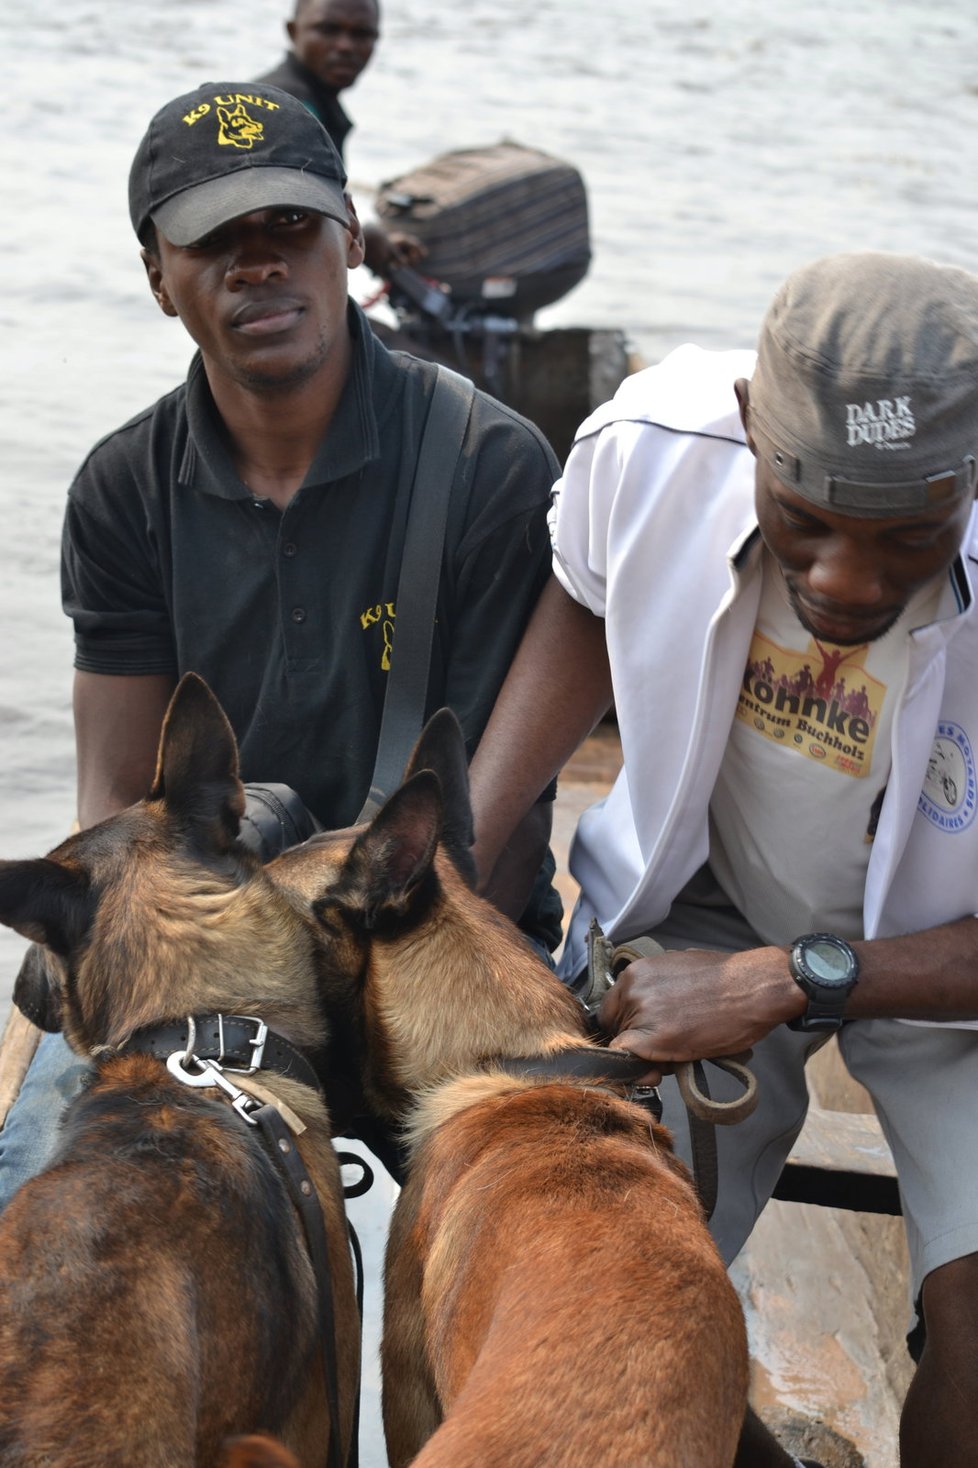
top-left (121, 1014), bottom-right (322, 1093)
top-left (252, 1102), bottom-right (347, 1468)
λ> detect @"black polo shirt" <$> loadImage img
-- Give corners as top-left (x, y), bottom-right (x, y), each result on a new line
top-left (254, 53), bottom-right (354, 158)
top-left (62, 306), bottom-right (558, 836)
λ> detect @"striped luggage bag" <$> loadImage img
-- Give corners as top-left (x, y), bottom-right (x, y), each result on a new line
top-left (375, 140), bottom-right (591, 318)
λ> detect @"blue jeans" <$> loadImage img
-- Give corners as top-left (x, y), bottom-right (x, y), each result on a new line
top-left (0, 1032), bottom-right (89, 1211)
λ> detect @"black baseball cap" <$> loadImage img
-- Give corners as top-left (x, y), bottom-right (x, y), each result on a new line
top-left (129, 82), bottom-right (350, 246)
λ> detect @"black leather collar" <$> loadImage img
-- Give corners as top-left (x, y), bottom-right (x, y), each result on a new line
top-left (493, 1044), bottom-right (652, 1085)
top-left (492, 1046), bottom-right (662, 1121)
top-left (119, 1012), bottom-right (322, 1095)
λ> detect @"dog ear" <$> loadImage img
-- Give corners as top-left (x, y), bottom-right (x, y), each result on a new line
top-left (150, 673), bottom-right (246, 850)
top-left (342, 770), bottom-right (443, 928)
top-left (12, 942), bottom-right (64, 1032)
top-left (402, 708), bottom-right (475, 880)
top-left (0, 858), bottom-right (92, 956)
top-left (218, 1434), bottom-right (301, 1468)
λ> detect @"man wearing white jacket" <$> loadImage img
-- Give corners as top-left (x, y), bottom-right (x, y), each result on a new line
top-left (471, 252), bottom-right (978, 1467)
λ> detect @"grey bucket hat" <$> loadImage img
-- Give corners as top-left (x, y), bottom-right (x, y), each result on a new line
top-left (748, 252), bottom-right (978, 518)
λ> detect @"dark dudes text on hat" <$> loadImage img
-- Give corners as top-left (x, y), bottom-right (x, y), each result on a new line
top-left (749, 252), bottom-right (978, 519)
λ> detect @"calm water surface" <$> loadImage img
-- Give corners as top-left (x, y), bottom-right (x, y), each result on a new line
top-left (1, 3), bottom-right (977, 1458)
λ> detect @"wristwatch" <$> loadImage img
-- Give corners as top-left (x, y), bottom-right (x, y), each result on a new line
top-left (787, 933), bottom-right (859, 1032)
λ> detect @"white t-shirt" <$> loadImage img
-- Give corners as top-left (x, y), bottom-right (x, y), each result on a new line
top-left (709, 547), bottom-right (947, 944)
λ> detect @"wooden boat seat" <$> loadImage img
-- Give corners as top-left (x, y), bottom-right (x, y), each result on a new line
top-left (772, 1102), bottom-right (901, 1215)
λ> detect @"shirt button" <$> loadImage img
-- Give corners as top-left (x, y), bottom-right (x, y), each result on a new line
top-left (282, 542), bottom-right (297, 558)
top-left (291, 607), bottom-right (307, 624)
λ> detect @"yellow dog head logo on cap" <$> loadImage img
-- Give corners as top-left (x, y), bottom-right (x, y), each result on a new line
top-left (217, 103), bottom-right (264, 149)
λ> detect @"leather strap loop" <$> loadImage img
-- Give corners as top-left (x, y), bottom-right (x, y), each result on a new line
top-left (609, 937), bottom-right (759, 1126)
top-left (676, 1054), bottom-right (758, 1125)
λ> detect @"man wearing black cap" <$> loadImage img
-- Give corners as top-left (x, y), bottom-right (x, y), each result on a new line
top-left (0, 82), bottom-right (559, 1194)
top-left (470, 252), bottom-right (978, 1465)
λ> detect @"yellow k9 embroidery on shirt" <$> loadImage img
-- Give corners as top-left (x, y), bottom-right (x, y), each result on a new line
top-left (361, 603), bottom-right (397, 672)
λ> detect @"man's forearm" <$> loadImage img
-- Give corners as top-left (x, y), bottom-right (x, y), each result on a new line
top-left (601, 916), bottom-right (978, 1067)
top-left (479, 799), bottom-right (553, 921)
top-left (74, 670), bottom-right (176, 829)
top-left (469, 577), bottom-right (612, 887)
top-left (847, 916), bottom-right (978, 1021)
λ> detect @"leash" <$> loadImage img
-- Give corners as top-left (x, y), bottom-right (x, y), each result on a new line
top-left (334, 1150), bottom-right (375, 1468)
top-left (129, 1015), bottom-right (354, 1468)
top-left (580, 923), bottom-right (759, 1218)
top-left (251, 1101), bottom-right (346, 1468)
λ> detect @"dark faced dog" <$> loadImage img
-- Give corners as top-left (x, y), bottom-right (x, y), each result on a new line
top-left (273, 710), bottom-right (749, 1468)
top-left (0, 674), bottom-right (358, 1468)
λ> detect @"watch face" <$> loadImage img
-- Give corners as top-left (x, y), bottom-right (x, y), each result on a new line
top-left (804, 937), bottom-right (853, 983)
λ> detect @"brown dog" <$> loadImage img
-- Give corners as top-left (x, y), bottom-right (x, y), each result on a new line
top-left (0, 674), bottom-right (359, 1468)
top-left (275, 710), bottom-right (750, 1467)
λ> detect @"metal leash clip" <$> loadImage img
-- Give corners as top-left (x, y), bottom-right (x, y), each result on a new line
top-left (627, 1082), bottom-right (664, 1123)
top-left (576, 917), bottom-right (617, 1015)
top-left (166, 1033), bottom-right (261, 1127)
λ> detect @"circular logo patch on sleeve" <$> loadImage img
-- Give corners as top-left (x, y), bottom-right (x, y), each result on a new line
top-left (919, 723), bottom-right (978, 832)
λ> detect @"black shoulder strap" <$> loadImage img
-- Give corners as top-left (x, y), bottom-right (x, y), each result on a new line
top-left (357, 364), bottom-right (476, 822)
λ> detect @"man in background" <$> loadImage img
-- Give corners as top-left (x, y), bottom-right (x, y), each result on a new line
top-left (256, 0), bottom-right (422, 275)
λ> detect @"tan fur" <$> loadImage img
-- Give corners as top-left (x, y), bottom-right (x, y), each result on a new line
top-left (374, 869), bottom-right (585, 1097)
top-left (302, 712), bottom-right (750, 1467)
top-left (0, 675), bottom-right (359, 1468)
top-left (60, 839), bottom-right (329, 1055)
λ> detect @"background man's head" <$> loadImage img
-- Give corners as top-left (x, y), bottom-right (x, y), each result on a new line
top-left (288, 0), bottom-right (381, 92)
top-left (738, 252), bottom-right (978, 644)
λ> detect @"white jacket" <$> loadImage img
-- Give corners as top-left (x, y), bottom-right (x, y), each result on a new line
top-left (553, 346), bottom-right (978, 980)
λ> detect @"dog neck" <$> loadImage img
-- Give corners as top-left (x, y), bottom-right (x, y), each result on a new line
top-left (362, 855), bottom-right (589, 1116)
top-left (66, 870), bottom-right (331, 1057)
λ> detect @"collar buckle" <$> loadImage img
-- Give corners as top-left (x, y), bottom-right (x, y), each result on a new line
top-left (218, 1014), bottom-right (269, 1075)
